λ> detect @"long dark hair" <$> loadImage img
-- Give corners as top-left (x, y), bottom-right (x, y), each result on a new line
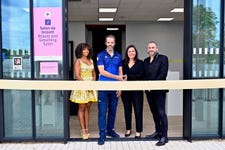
top-left (75, 43), bottom-right (93, 59)
top-left (123, 45), bottom-right (138, 64)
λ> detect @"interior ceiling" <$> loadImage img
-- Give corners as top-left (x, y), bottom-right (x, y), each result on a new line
top-left (68, 0), bottom-right (184, 22)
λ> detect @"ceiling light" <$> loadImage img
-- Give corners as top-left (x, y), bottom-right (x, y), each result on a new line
top-left (99, 8), bottom-right (117, 13)
top-left (170, 8), bottom-right (184, 13)
top-left (99, 18), bottom-right (114, 21)
top-left (157, 18), bottom-right (174, 21)
top-left (106, 28), bottom-right (119, 31)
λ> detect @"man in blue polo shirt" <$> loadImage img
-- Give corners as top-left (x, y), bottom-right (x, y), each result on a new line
top-left (97, 35), bottom-right (124, 145)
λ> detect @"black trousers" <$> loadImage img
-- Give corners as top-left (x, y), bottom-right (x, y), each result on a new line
top-left (121, 91), bottom-right (143, 132)
top-left (145, 91), bottom-right (168, 137)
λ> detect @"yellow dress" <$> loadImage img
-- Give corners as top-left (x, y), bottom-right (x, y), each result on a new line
top-left (70, 59), bottom-right (97, 104)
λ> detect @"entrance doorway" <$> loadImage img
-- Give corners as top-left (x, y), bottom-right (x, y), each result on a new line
top-left (69, 23), bottom-right (183, 139)
top-left (68, 0), bottom-right (183, 141)
top-left (86, 25), bottom-right (125, 78)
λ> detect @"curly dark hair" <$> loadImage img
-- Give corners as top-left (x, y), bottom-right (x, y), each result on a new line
top-left (75, 43), bottom-right (93, 59)
top-left (123, 45), bottom-right (138, 64)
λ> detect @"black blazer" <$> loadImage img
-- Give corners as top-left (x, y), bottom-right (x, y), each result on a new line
top-left (143, 53), bottom-right (169, 93)
top-left (122, 59), bottom-right (144, 81)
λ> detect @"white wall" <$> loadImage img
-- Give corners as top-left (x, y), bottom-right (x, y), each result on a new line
top-left (68, 22), bottom-right (86, 48)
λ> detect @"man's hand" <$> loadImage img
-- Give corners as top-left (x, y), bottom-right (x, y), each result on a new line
top-left (116, 90), bottom-right (121, 97)
top-left (117, 75), bottom-right (124, 81)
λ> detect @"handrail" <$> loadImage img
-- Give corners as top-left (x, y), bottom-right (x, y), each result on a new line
top-left (0, 79), bottom-right (224, 90)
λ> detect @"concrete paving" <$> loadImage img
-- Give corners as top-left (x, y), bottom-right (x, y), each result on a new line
top-left (0, 139), bottom-right (225, 150)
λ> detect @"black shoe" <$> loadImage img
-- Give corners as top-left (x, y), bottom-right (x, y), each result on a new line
top-left (145, 132), bottom-right (161, 139)
top-left (98, 136), bottom-right (106, 145)
top-left (134, 133), bottom-right (141, 139)
top-left (124, 130), bottom-right (131, 137)
top-left (106, 130), bottom-right (120, 139)
top-left (156, 137), bottom-right (168, 146)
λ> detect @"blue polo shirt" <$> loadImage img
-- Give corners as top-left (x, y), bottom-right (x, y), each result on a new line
top-left (97, 50), bottom-right (122, 81)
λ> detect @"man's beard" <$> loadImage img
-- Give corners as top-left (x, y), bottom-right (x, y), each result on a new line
top-left (108, 46), bottom-right (114, 51)
top-left (149, 51), bottom-right (156, 56)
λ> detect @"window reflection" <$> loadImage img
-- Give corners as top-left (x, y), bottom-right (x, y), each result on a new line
top-left (192, 0), bottom-right (220, 78)
top-left (192, 0), bottom-right (220, 136)
top-left (192, 89), bottom-right (219, 135)
top-left (1, 0), bottom-right (31, 78)
top-left (224, 89), bottom-right (225, 134)
top-left (4, 90), bottom-right (32, 137)
top-left (35, 91), bottom-right (64, 137)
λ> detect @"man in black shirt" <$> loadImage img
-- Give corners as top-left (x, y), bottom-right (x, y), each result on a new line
top-left (144, 41), bottom-right (169, 146)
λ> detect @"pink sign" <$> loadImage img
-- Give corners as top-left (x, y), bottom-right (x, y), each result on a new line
top-left (33, 7), bottom-right (62, 60)
top-left (40, 62), bottom-right (58, 75)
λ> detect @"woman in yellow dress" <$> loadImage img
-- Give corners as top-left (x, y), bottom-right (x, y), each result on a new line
top-left (70, 43), bottom-right (97, 140)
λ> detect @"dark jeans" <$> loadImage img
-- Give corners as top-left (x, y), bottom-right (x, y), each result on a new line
top-left (146, 91), bottom-right (168, 137)
top-left (98, 91), bottom-right (118, 137)
top-left (121, 91), bottom-right (143, 132)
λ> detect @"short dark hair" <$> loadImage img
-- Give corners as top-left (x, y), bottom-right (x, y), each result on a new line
top-left (123, 45), bottom-right (138, 64)
top-left (105, 35), bottom-right (116, 42)
top-left (148, 41), bottom-right (158, 48)
top-left (75, 43), bottom-right (93, 59)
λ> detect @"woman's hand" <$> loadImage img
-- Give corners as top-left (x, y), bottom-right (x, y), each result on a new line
top-left (122, 74), bottom-right (127, 81)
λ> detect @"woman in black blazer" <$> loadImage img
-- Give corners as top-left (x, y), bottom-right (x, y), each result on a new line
top-left (121, 45), bottom-right (144, 138)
